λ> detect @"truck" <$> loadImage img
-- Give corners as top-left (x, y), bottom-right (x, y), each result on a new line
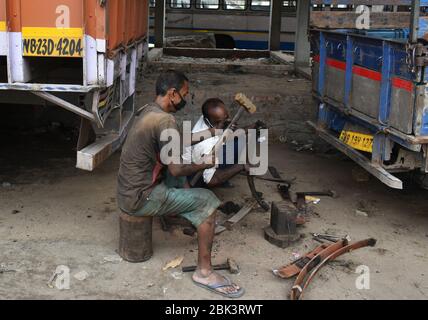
top-left (309, 0), bottom-right (428, 189)
top-left (0, 0), bottom-right (149, 171)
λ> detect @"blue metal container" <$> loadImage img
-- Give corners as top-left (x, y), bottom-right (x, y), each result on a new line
top-left (310, 2), bottom-right (428, 189)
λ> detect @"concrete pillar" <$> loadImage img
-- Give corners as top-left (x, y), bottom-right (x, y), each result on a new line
top-left (155, 0), bottom-right (165, 48)
top-left (269, 0), bottom-right (282, 51)
top-left (294, 0), bottom-right (311, 69)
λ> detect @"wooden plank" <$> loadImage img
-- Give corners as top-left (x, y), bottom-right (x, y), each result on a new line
top-left (311, 12), bottom-right (411, 29)
top-left (224, 200), bottom-right (258, 230)
top-left (215, 200), bottom-right (258, 235)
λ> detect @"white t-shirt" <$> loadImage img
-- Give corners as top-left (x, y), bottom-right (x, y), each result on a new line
top-left (182, 116), bottom-right (219, 184)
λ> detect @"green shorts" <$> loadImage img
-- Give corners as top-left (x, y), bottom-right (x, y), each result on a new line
top-left (131, 174), bottom-right (221, 228)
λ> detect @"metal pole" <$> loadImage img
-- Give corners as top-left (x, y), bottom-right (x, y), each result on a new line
top-left (155, 0), bottom-right (165, 48)
top-left (32, 92), bottom-right (96, 122)
top-left (269, 0), bottom-right (282, 51)
top-left (294, 0), bottom-right (311, 68)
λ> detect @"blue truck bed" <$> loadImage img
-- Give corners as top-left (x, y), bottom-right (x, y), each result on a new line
top-left (310, 1), bottom-right (428, 189)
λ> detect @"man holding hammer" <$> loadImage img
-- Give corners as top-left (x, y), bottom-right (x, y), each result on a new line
top-left (117, 70), bottom-right (245, 298)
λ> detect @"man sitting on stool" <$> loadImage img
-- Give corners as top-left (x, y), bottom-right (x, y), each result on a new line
top-left (117, 71), bottom-right (245, 299)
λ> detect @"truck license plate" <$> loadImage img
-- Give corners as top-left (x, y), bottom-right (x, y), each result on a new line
top-left (339, 130), bottom-right (374, 153)
top-left (22, 27), bottom-right (83, 58)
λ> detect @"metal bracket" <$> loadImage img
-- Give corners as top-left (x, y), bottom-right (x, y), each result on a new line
top-left (32, 91), bottom-right (96, 123)
top-left (308, 121), bottom-right (403, 189)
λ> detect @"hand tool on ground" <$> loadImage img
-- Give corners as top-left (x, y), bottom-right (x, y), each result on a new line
top-left (182, 258), bottom-right (240, 274)
top-left (190, 93), bottom-right (257, 187)
top-left (295, 190), bottom-right (337, 198)
top-left (278, 185), bottom-right (338, 209)
top-left (312, 233), bottom-right (351, 243)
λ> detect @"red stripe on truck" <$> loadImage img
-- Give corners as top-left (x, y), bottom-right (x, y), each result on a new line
top-left (392, 77), bottom-right (413, 92)
top-left (326, 58), bottom-right (346, 70)
top-left (312, 57), bottom-right (413, 92)
top-left (352, 66), bottom-right (382, 82)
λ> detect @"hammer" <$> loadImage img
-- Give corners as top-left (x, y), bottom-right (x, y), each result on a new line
top-left (182, 258), bottom-right (240, 274)
top-left (190, 93), bottom-right (257, 187)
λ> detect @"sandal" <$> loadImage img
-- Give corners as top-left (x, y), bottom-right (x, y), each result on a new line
top-left (192, 273), bottom-right (245, 299)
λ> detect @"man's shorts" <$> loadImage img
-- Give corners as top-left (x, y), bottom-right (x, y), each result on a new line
top-left (131, 174), bottom-right (221, 228)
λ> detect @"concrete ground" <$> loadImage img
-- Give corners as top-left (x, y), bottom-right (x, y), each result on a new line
top-left (1, 69), bottom-right (428, 300)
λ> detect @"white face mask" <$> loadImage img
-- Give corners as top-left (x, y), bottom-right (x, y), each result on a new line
top-left (204, 117), bottom-right (214, 128)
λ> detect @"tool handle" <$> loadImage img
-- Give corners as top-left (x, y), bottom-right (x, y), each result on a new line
top-left (182, 266), bottom-right (197, 273)
top-left (182, 264), bottom-right (229, 273)
top-left (190, 108), bottom-right (246, 187)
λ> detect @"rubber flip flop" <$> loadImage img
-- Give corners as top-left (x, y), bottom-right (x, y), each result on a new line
top-left (192, 277), bottom-right (245, 299)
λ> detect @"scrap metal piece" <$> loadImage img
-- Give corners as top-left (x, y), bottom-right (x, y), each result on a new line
top-left (247, 174), bottom-right (270, 212)
top-left (289, 238), bottom-right (377, 300)
top-left (312, 233), bottom-right (352, 243)
top-left (268, 166), bottom-right (296, 185)
top-left (296, 190), bottom-right (337, 198)
top-left (274, 243), bottom-right (332, 279)
top-left (298, 238), bottom-right (377, 300)
top-left (289, 240), bottom-right (349, 300)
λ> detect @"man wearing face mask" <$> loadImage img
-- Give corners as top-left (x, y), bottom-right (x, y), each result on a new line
top-left (117, 70), bottom-right (245, 299)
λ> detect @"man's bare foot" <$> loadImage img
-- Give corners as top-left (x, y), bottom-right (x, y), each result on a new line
top-left (192, 269), bottom-right (244, 298)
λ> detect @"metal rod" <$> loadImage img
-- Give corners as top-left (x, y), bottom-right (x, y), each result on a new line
top-left (32, 91), bottom-right (95, 122)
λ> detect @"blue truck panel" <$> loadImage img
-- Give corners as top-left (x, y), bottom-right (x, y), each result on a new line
top-left (310, 2), bottom-right (428, 189)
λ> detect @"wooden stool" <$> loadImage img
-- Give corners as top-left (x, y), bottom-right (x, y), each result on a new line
top-left (119, 212), bottom-right (153, 263)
